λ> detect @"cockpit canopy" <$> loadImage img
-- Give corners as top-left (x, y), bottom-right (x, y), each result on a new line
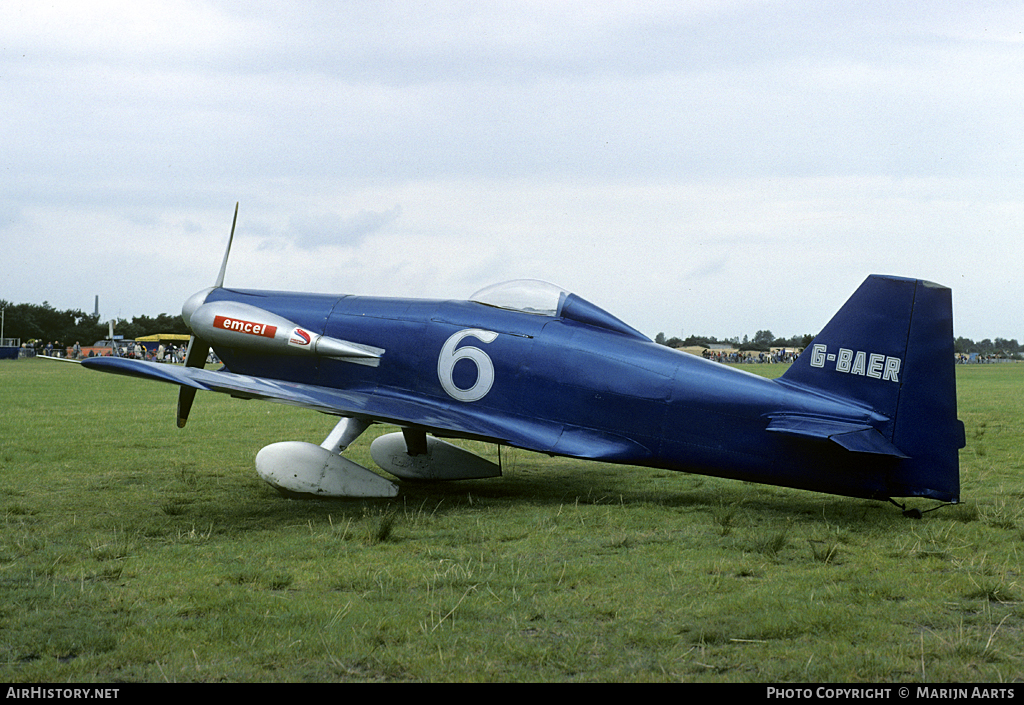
top-left (470, 279), bottom-right (649, 341)
top-left (470, 279), bottom-right (569, 316)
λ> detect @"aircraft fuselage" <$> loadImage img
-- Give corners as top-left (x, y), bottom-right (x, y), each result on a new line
top-left (204, 287), bottom-right (896, 500)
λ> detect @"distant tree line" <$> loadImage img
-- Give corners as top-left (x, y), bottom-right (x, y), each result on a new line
top-left (655, 329), bottom-right (814, 352)
top-left (4, 299), bottom-right (1021, 360)
top-left (954, 337), bottom-right (1024, 357)
top-left (0, 300), bottom-right (188, 348)
top-left (656, 329), bottom-right (1024, 359)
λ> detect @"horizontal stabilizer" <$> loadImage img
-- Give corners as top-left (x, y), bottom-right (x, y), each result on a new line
top-left (766, 415), bottom-right (908, 458)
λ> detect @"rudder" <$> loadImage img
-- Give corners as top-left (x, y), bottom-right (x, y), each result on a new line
top-left (782, 275), bottom-right (964, 502)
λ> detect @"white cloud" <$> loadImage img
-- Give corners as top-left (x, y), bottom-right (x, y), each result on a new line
top-left (285, 206), bottom-right (403, 249)
top-left (1, 1), bottom-right (1021, 342)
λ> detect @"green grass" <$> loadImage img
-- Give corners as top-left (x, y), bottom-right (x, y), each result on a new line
top-left (1, 358), bottom-right (1023, 682)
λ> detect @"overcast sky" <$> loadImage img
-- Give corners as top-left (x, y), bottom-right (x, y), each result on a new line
top-left (3, 1), bottom-right (1022, 341)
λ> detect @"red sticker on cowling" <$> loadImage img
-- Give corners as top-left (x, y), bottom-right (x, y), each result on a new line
top-left (214, 315), bottom-right (278, 338)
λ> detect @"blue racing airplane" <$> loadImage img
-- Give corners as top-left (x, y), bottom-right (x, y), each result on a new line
top-left (83, 205), bottom-right (965, 508)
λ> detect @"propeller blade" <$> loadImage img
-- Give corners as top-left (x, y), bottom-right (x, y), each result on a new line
top-left (214, 202), bottom-right (239, 289)
top-left (176, 335), bottom-right (210, 428)
top-left (179, 201), bottom-right (235, 428)
top-left (183, 335), bottom-right (209, 368)
top-left (176, 387), bottom-right (197, 429)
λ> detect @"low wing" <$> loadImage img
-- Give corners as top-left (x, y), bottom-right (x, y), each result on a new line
top-left (81, 357), bottom-right (651, 463)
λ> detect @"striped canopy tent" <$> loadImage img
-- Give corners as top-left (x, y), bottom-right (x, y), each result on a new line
top-left (135, 334), bottom-right (191, 342)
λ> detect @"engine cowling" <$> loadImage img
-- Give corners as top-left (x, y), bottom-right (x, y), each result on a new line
top-left (183, 296), bottom-right (383, 366)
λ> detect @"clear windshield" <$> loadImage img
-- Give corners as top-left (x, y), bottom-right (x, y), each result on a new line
top-left (470, 279), bottom-right (569, 316)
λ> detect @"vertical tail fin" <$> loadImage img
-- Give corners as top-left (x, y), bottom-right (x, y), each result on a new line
top-left (782, 275), bottom-right (964, 502)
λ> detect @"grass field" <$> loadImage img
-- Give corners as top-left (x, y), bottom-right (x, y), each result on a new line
top-left (1, 358), bottom-right (1022, 682)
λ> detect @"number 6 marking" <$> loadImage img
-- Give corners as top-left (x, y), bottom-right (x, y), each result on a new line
top-left (438, 329), bottom-right (498, 402)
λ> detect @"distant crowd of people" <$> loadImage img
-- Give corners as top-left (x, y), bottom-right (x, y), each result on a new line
top-left (33, 340), bottom-right (217, 364)
top-left (115, 342), bottom-right (187, 363)
top-left (702, 348), bottom-right (801, 364)
top-left (25, 339), bottom-right (1012, 366)
top-left (957, 353), bottom-right (1015, 364)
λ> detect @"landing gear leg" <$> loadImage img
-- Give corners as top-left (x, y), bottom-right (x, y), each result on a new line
top-left (321, 417), bottom-right (371, 454)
